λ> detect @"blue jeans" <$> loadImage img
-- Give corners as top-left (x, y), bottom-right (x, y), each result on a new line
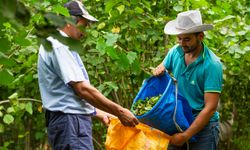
top-left (168, 122), bottom-right (220, 150)
top-left (46, 111), bottom-right (94, 150)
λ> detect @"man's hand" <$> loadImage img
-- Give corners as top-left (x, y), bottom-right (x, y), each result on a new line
top-left (95, 108), bottom-right (115, 126)
top-left (152, 63), bottom-right (166, 76)
top-left (117, 108), bottom-right (139, 127)
top-left (170, 132), bottom-right (189, 146)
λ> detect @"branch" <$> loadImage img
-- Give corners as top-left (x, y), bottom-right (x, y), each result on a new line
top-left (0, 98), bottom-right (42, 105)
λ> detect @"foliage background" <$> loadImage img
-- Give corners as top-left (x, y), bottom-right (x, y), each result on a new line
top-left (0, 0), bottom-right (249, 149)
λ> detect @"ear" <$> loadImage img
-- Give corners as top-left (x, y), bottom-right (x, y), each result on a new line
top-left (67, 23), bottom-right (73, 28)
top-left (198, 32), bottom-right (204, 40)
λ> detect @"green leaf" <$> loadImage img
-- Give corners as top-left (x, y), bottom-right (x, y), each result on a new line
top-left (0, 56), bottom-right (16, 67)
top-left (243, 46), bottom-right (250, 52)
top-left (97, 84), bottom-right (105, 93)
top-left (104, 81), bottom-right (118, 91)
top-left (219, 27), bottom-right (227, 35)
top-left (105, 0), bottom-right (122, 13)
top-left (0, 123), bottom-right (4, 133)
top-left (191, 0), bottom-right (209, 8)
top-left (245, 33), bottom-right (250, 41)
top-left (104, 33), bottom-right (119, 46)
top-left (135, 7), bottom-right (144, 14)
top-left (14, 36), bottom-right (31, 47)
top-left (91, 30), bottom-right (99, 38)
top-left (39, 38), bottom-right (53, 52)
top-left (7, 107), bottom-right (14, 113)
top-left (0, 69), bottom-right (14, 86)
top-left (141, 1), bottom-right (151, 12)
top-left (173, 5), bottom-right (183, 12)
top-left (51, 32), bottom-right (82, 52)
top-left (96, 38), bottom-right (106, 55)
top-left (35, 132), bottom-right (45, 140)
top-left (18, 134), bottom-right (25, 138)
top-left (25, 102), bottom-right (33, 115)
top-left (130, 59), bottom-right (141, 75)
top-left (228, 30), bottom-right (236, 36)
top-left (127, 51), bottom-right (137, 64)
top-left (3, 114), bottom-right (14, 125)
top-left (117, 5), bottom-right (125, 14)
top-left (106, 47), bottom-right (119, 59)
top-left (45, 12), bottom-right (66, 28)
top-left (0, 38), bottom-right (11, 52)
top-left (116, 52), bottom-right (129, 71)
top-left (19, 103), bottom-right (26, 110)
top-left (97, 22), bottom-right (106, 30)
top-left (52, 5), bottom-right (70, 17)
top-left (8, 92), bottom-right (18, 100)
top-left (237, 31), bottom-right (247, 36)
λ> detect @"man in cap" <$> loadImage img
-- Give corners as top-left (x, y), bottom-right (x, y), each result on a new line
top-left (37, 0), bottom-right (139, 149)
top-left (153, 10), bottom-right (222, 150)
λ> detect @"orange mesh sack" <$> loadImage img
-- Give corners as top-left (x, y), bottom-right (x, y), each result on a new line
top-left (105, 118), bottom-right (171, 150)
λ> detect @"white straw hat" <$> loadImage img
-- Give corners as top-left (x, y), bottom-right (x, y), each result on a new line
top-left (164, 10), bottom-right (213, 35)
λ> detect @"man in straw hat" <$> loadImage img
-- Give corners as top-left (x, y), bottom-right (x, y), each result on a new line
top-left (38, 0), bottom-right (138, 149)
top-left (153, 10), bottom-right (222, 150)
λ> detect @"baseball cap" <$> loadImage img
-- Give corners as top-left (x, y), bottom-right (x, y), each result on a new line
top-left (64, 0), bottom-right (98, 22)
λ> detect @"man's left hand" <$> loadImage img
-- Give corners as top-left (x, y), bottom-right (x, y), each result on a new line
top-left (95, 108), bottom-right (115, 127)
top-left (170, 132), bottom-right (189, 146)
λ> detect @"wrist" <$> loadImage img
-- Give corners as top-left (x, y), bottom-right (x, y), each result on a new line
top-left (182, 132), bottom-right (191, 141)
top-left (113, 105), bottom-right (123, 118)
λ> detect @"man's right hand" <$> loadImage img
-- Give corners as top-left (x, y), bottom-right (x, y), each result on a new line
top-left (117, 108), bottom-right (139, 127)
top-left (152, 63), bottom-right (166, 76)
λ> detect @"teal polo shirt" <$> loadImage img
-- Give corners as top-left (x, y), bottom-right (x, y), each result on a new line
top-left (163, 43), bottom-right (223, 122)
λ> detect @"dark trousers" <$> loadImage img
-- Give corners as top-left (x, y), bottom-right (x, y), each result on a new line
top-left (45, 111), bottom-right (94, 150)
top-left (168, 122), bottom-right (220, 150)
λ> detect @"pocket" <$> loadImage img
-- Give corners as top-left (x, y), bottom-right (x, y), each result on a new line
top-left (47, 123), bottom-right (66, 147)
top-left (77, 115), bottom-right (92, 137)
top-left (211, 123), bottom-right (220, 146)
top-left (47, 114), bottom-right (68, 146)
top-left (45, 111), bottom-right (49, 127)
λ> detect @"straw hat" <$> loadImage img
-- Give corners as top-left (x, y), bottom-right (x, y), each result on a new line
top-left (164, 10), bottom-right (213, 35)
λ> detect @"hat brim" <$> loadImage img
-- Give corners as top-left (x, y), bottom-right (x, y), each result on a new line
top-left (164, 19), bottom-right (213, 35)
top-left (81, 14), bottom-right (98, 22)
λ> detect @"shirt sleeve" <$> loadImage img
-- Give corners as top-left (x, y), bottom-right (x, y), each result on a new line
top-left (204, 61), bottom-right (223, 93)
top-left (51, 45), bottom-right (85, 84)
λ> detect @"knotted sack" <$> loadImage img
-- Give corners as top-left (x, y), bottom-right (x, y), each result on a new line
top-left (105, 118), bottom-right (170, 150)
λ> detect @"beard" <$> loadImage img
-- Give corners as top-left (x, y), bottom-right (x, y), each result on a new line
top-left (182, 40), bottom-right (201, 53)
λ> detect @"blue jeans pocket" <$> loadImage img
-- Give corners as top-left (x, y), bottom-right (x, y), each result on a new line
top-left (48, 122), bottom-right (67, 149)
top-left (211, 123), bottom-right (220, 147)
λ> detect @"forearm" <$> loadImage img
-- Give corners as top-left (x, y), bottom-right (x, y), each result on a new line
top-left (183, 107), bottom-right (216, 139)
top-left (183, 92), bottom-right (220, 140)
top-left (70, 81), bottom-right (139, 127)
top-left (75, 83), bottom-right (122, 116)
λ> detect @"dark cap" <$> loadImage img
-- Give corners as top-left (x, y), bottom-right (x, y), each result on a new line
top-left (64, 0), bottom-right (98, 22)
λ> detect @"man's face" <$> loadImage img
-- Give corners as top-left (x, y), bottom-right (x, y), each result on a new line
top-left (70, 17), bottom-right (90, 40)
top-left (177, 33), bottom-right (203, 53)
